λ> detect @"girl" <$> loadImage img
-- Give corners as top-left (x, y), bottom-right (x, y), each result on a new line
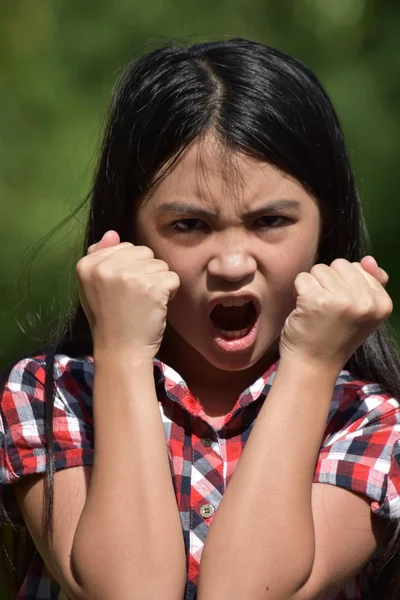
top-left (1, 38), bottom-right (400, 600)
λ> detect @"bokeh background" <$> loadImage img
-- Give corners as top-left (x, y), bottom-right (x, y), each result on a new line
top-left (1, 0), bottom-right (400, 370)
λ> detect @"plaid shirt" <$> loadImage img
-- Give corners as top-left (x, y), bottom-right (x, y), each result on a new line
top-left (1, 354), bottom-right (400, 599)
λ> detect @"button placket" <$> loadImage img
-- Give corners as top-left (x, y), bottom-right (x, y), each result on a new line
top-left (199, 504), bottom-right (215, 519)
top-left (201, 437), bottom-right (213, 447)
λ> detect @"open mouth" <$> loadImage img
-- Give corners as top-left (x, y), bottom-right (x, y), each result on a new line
top-left (210, 300), bottom-right (258, 339)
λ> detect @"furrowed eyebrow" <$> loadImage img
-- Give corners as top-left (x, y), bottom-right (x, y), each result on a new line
top-left (244, 199), bottom-right (301, 218)
top-left (157, 199), bottom-right (301, 219)
top-left (158, 202), bottom-right (219, 218)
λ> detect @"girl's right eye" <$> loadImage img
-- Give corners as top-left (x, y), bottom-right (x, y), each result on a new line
top-left (171, 219), bottom-right (207, 233)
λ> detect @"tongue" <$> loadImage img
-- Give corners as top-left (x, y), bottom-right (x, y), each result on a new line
top-left (211, 303), bottom-right (254, 331)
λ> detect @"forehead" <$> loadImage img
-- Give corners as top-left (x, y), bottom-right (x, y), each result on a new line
top-left (146, 135), bottom-right (314, 212)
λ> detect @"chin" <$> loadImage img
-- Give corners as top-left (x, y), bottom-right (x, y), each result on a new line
top-left (162, 321), bottom-right (279, 374)
top-left (201, 350), bottom-right (260, 371)
top-left (197, 338), bottom-right (279, 373)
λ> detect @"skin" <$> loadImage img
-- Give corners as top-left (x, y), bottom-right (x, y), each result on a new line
top-left (14, 140), bottom-right (392, 599)
top-left (132, 134), bottom-right (387, 417)
top-left (76, 135), bottom-right (392, 598)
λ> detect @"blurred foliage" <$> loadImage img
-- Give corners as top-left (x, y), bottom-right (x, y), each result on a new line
top-left (1, 0), bottom-right (400, 369)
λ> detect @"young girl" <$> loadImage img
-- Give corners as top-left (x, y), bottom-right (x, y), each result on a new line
top-left (1, 38), bottom-right (400, 600)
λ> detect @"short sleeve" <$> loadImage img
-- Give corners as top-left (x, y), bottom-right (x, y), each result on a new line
top-left (0, 354), bottom-right (95, 485)
top-left (314, 379), bottom-right (400, 521)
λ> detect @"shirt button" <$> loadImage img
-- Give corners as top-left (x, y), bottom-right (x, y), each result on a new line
top-left (200, 504), bottom-right (215, 519)
top-left (201, 437), bottom-right (213, 447)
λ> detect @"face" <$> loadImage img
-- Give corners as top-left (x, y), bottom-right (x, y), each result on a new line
top-left (134, 135), bottom-right (321, 391)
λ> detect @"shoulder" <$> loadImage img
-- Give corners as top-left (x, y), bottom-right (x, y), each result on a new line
top-left (315, 370), bottom-right (400, 520)
top-left (1, 352), bottom-right (94, 393)
top-left (327, 370), bottom-right (400, 439)
top-left (1, 352), bottom-right (95, 426)
top-left (0, 352), bottom-right (95, 485)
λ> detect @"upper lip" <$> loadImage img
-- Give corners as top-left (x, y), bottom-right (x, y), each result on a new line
top-left (208, 293), bottom-right (261, 317)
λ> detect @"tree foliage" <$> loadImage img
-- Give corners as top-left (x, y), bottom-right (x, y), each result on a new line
top-left (1, 0), bottom-right (399, 368)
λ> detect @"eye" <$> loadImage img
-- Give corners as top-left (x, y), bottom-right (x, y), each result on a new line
top-left (254, 216), bottom-right (290, 229)
top-left (171, 219), bottom-right (208, 233)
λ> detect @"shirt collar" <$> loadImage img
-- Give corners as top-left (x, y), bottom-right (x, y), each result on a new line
top-left (153, 356), bottom-right (279, 422)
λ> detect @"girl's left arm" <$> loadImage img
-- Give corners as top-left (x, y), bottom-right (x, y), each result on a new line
top-left (197, 358), bottom-right (389, 600)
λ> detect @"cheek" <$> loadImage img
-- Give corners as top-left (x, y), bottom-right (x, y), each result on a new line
top-left (283, 229), bottom-right (319, 274)
top-left (266, 249), bottom-right (316, 309)
top-left (165, 264), bottom-right (202, 315)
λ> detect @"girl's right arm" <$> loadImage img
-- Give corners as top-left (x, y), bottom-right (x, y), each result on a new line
top-left (14, 232), bottom-right (186, 600)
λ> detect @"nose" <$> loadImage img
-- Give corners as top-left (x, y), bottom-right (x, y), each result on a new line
top-left (207, 238), bottom-right (257, 283)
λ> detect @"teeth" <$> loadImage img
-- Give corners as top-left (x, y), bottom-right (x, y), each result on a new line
top-left (219, 298), bottom-right (251, 307)
top-left (218, 327), bottom-right (251, 339)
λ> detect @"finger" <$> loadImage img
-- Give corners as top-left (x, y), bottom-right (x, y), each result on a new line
top-left (329, 258), bottom-right (370, 291)
top-left (85, 243), bottom-right (154, 261)
top-left (113, 257), bottom-right (169, 274)
top-left (309, 263), bottom-right (343, 291)
top-left (87, 230), bottom-right (121, 254)
top-left (353, 262), bottom-right (385, 292)
top-left (359, 256), bottom-right (389, 287)
top-left (158, 271), bottom-right (180, 301)
top-left (294, 271), bottom-right (324, 298)
top-left (380, 269), bottom-right (389, 286)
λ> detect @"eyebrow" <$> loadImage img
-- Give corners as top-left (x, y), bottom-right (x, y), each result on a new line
top-left (158, 199), bottom-right (301, 218)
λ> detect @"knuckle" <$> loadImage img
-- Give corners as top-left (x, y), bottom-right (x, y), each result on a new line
top-left (93, 260), bottom-right (110, 281)
top-left (361, 299), bottom-right (375, 315)
top-left (353, 297), bottom-right (375, 319)
top-left (380, 297), bottom-right (393, 319)
top-left (310, 263), bottom-right (330, 278)
top-left (295, 271), bottom-right (310, 284)
top-left (155, 259), bottom-right (169, 271)
top-left (310, 264), bottom-right (323, 276)
top-left (119, 270), bottom-right (136, 286)
top-left (136, 245), bottom-right (154, 258)
top-left (330, 258), bottom-right (348, 270)
top-left (315, 295), bottom-right (329, 311)
top-left (169, 271), bottom-right (180, 285)
top-left (338, 295), bottom-right (353, 312)
top-left (76, 257), bottom-right (88, 278)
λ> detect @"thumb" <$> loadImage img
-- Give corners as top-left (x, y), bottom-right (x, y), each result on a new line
top-left (359, 256), bottom-right (389, 287)
top-left (87, 230), bottom-right (120, 254)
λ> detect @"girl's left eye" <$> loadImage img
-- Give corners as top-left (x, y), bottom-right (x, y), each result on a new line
top-left (254, 216), bottom-right (290, 229)
top-left (171, 219), bottom-right (207, 233)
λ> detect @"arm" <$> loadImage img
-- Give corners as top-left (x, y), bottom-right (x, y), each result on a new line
top-left (198, 258), bottom-right (393, 599)
top-left (72, 232), bottom-right (185, 597)
top-left (13, 233), bottom-right (185, 599)
top-left (71, 352), bottom-right (186, 599)
top-left (16, 354), bottom-right (186, 600)
top-left (198, 359), bottom-right (334, 599)
top-left (197, 359), bottom-right (384, 600)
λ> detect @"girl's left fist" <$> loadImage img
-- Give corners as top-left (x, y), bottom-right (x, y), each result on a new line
top-left (279, 257), bottom-right (393, 371)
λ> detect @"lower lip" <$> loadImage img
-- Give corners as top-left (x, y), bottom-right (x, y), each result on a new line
top-left (209, 314), bottom-right (260, 353)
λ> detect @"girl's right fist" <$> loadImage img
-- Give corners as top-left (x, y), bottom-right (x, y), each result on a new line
top-left (76, 231), bottom-right (180, 360)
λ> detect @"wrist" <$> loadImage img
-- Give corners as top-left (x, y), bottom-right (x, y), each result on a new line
top-left (277, 354), bottom-right (341, 387)
top-left (93, 345), bottom-right (155, 373)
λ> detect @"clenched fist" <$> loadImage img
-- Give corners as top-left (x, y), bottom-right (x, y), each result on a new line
top-left (279, 257), bottom-right (393, 371)
top-left (76, 230), bottom-right (180, 360)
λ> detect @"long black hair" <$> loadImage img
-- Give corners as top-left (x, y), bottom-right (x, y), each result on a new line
top-left (1, 38), bottom-right (400, 598)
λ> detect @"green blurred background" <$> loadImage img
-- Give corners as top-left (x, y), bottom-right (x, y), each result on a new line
top-left (1, 0), bottom-right (400, 370)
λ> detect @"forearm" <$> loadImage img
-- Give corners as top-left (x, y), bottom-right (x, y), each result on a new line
top-left (71, 351), bottom-right (186, 600)
top-left (198, 359), bottom-right (339, 600)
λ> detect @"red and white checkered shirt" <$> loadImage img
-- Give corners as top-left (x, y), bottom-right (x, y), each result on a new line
top-left (1, 354), bottom-right (400, 599)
